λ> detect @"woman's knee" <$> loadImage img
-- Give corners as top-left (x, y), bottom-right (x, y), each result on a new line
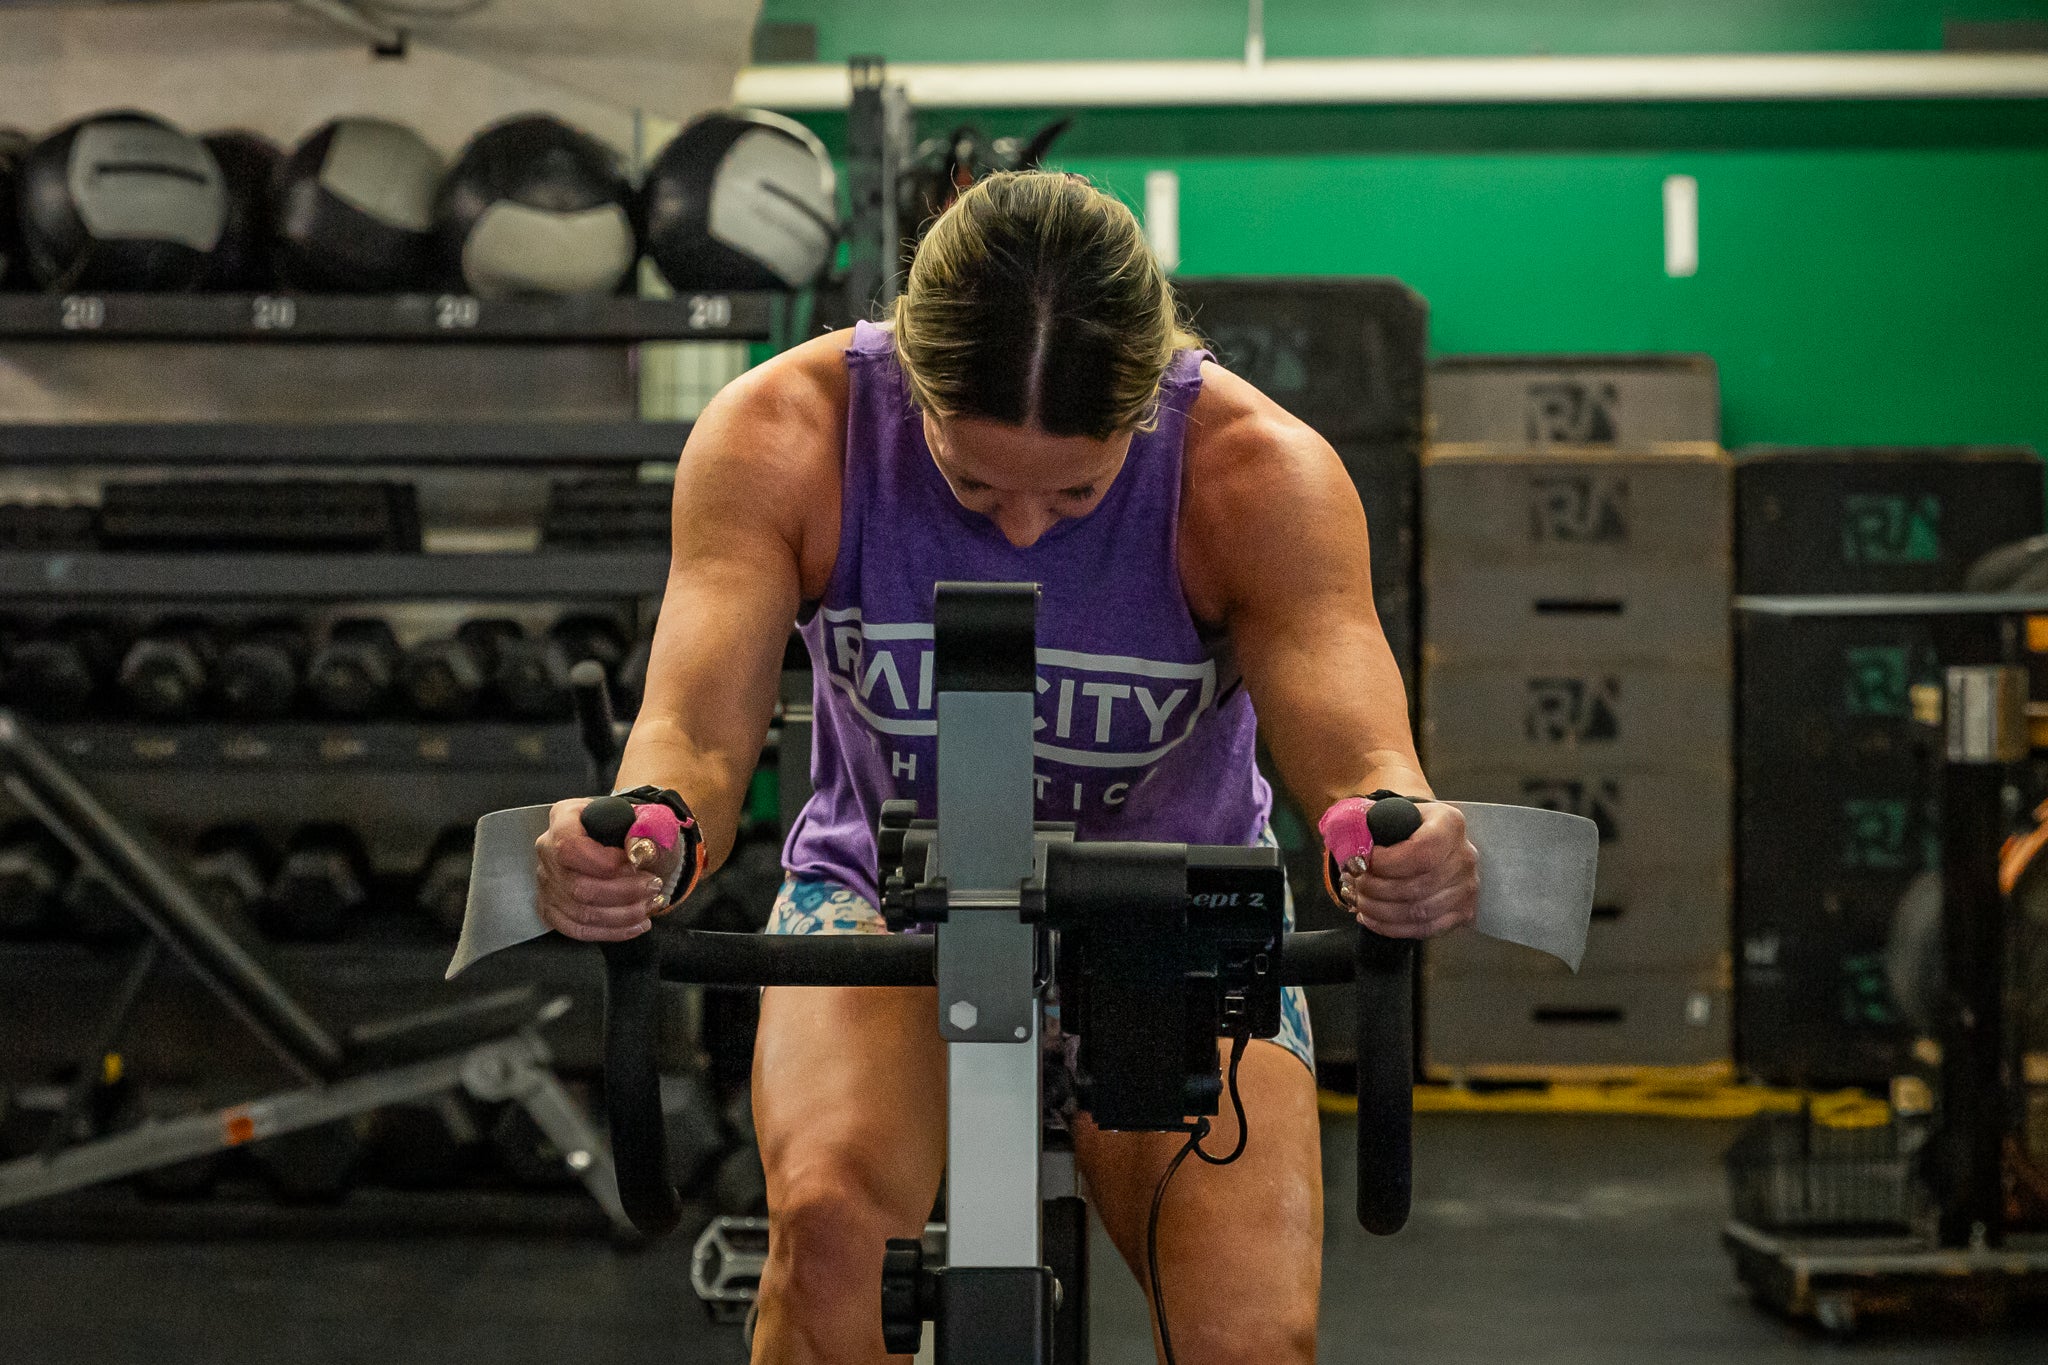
top-left (1171, 1300), bottom-right (1317, 1365)
top-left (764, 1159), bottom-right (915, 1313)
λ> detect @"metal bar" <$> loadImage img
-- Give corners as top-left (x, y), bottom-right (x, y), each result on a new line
top-left (0, 1034), bottom-right (525, 1210)
top-left (932, 585), bottom-right (1043, 1279)
top-left (1935, 708), bottom-right (2011, 1248)
top-left (945, 1035), bottom-right (1042, 1269)
top-left (0, 551), bottom-right (670, 601)
top-left (736, 53), bottom-right (2048, 111)
top-left (1737, 593), bottom-right (2048, 616)
top-left (0, 293), bottom-right (775, 343)
top-left (477, 1042), bottom-right (636, 1239)
top-left (845, 56), bottom-right (891, 323)
top-left (650, 926), bottom-right (1356, 989)
top-left (0, 422), bottom-right (695, 465)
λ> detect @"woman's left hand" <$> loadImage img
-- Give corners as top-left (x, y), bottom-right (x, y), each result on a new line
top-left (1336, 800), bottom-right (1479, 939)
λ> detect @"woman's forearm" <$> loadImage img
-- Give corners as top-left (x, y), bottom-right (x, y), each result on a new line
top-left (612, 710), bottom-right (760, 875)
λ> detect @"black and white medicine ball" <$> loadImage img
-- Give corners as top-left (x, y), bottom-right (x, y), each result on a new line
top-left (274, 117), bottom-right (444, 293)
top-left (641, 109), bottom-right (837, 292)
top-left (0, 129), bottom-right (30, 289)
top-left (18, 111), bottom-right (226, 292)
top-left (435, 114), bottom-right (638, 299)
top-left (198, 130), bottom-right (282, 292)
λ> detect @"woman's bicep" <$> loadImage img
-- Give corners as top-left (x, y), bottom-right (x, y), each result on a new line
top-left (1201, 432), bottom-right (1424, 813)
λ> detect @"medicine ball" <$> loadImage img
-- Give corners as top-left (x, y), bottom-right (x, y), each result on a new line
top-left (274, 117), bottom-right (444, 293)
top-left (436, 114), bottom-right (637, 299)
top-left (0, 129), bottom-right (30, 289)
top-left (18, 111), bottom-right (226, 292)
top-left (198, 130), bottom-right (281, 292)
top-left (641, 109), bottom-right (837, 292)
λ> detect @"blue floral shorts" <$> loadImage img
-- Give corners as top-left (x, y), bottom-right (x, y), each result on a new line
top-left (765, 828), bottom-right (1316, 1081)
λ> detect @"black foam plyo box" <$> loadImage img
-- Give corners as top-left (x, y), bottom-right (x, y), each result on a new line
top-left (1178, 277), bottom-right (1427, 442)
top-left (1735, 446), bottom-right (2044, 594)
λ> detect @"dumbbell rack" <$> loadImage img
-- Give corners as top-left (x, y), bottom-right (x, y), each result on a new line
top-left (0, 292), bottom-right (787, 1224)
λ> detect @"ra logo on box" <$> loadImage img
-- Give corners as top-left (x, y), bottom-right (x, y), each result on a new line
top-left (1524, 380), bottom-right (1620, 443)
top-left (1528, 474), bottom-right (1630, 545)
top-left (1523, 676), bottom-right (1622, 744)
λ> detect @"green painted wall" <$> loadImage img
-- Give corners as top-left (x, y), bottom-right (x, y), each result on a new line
top-left (759, 3), bottom-right (2048, 454)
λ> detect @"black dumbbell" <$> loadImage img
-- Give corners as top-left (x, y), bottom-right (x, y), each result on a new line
top-left (0, 819), bottom-right (69, 936)
top-left (494, 636), bottom-right (573, 720)
top-left (116, 617), bottom-right (217, 721)
top-left (188, 825), bottom-right (273, 933)
top-left (399, 634), bottom-right (490, 720)
top-left (306, 618), bottom-right (400, 718)
top-left (7, 616), bottom-right (120, 719)
top-left (248, 1118), bottom-right (363, 1203)
top-left (124, 1087), bottom-right (224, 1200)
top-left (414, 826), bottom-right (473, 938)
top-left (455, 618), bottom-right (571, 720)
top-left (263, 824), bottom-right (369, 942)
top-left (63, 864), bottom-right (145, 946)
top-left (363, 1099), bottom-right (474, 1190)
top-left (214, 619), bottom-right (308, 720)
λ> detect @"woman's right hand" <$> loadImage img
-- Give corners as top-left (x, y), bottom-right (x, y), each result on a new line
top-left (535, 796), bottom-right (665, 942)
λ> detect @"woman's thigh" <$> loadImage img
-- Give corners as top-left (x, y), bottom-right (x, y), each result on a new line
top-left (1074, 1039), bottom-right (1324, 1363)
top-left (752, 982), bottom-right (949, 1220)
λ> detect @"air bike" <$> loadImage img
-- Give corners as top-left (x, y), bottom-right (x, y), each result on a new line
top-left (452, 582), bottom-right (1599, 1363)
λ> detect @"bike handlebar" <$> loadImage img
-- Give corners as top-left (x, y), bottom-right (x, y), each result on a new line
top-left (584, 795), bottom-right (1424, 1241)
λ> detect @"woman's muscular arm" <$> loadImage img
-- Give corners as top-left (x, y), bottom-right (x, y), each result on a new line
top-left (535, 334), bottom-right (847, 943)
top-left (1180, 363), bottom-right (1477, 939)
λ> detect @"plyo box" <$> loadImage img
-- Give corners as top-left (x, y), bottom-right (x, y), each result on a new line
top-left (1730, 600), bottom-right (2027, 1087)
top-left (1177, 277), bottom-right (1427, 442)
top-left (1424, 966), bottom-right (1731, 1076)
top-left (1735, 445), bottom-right (2043, 594)
top-left (1423, 442), bottom-right (1731, 663)
top-left (1424, 441), bottom-right (1730, 566)
top-left (1423, 659), bottom-right (1730, 771)
top-left (1429, 860), bottom-right (1728, 976)
top-left (1430, 354), bottom-right (1720, 446)
top-left (1336, 439), bottom-right (1419, 693)
top-left (1734, 869), bottom-right (1919, 1089)
top-left (1429, 761), bottom-right (1730, 976)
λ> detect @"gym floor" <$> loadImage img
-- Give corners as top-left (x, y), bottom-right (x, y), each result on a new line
top-left (5, 1113), bottom-right (2043, 1363)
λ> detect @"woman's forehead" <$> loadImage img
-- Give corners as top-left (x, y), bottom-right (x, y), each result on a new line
top-left (929, 413), bottom-right (1131, 488)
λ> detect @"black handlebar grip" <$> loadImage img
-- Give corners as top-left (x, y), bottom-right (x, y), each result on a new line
top-left (581, 795), bottom-right (637, 849)
top-left (1365, 795), bottom-right (1424, 846)
top-left (580, 794), bottom-right (683, 1239)
top-left (1355, 795), bottom-right (1420, 1236)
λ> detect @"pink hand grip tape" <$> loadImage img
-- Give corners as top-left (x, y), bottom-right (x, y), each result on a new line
top-left (1318, 796), bottom-right (1378, 869)
top-left (627, 804), bottom-right (683, 852)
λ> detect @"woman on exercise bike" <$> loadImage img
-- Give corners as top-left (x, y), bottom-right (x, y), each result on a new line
top-left (534, 171), bottom-right (1478, 1364)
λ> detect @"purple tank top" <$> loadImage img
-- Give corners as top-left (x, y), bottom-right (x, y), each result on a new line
top-left (782, 321), bottom-right (1272, 904)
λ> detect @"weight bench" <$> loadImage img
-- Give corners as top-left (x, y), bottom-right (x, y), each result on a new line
top-left (0, 712), bottom-right (632, 1237)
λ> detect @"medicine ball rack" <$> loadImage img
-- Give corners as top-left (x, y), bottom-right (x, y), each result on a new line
top-left (0, 287), bottom-right (794, 1228)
